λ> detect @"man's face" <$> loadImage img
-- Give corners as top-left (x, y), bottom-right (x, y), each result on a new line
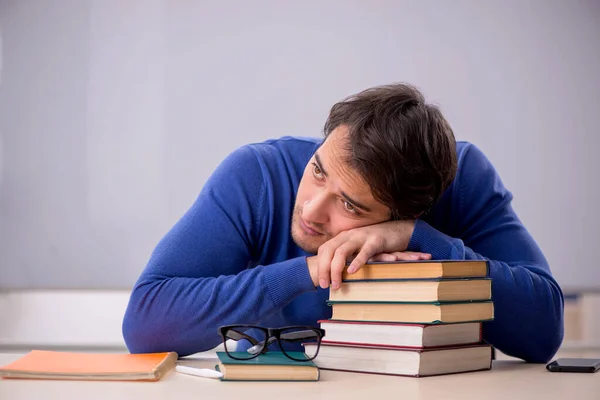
top-left (291, 126), bottom-right (391, 254)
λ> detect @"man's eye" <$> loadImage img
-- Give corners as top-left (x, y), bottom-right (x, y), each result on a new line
top-left (343, 201), bottom-right (358, 214)
top-left (312, 163), bottom-right (324, 179)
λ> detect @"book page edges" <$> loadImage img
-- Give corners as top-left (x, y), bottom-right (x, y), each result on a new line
top-left (152, 352), bottom-right (178, 379)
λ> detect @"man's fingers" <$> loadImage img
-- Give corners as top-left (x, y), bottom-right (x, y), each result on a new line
top-left (329, 242), bottom-right (358, 290)
top-left (369, 253), bottom-right (398, 262)
top-left (347, 241), bottom-right (381, 274)
top-left (316, 244), bottom-right (335, 289)
top-left (368, 251), bottom-right (432, 263)
top-left (384, 251), bottom-right (432, 261)
top-left (400, 251), bottom-right (431, 260)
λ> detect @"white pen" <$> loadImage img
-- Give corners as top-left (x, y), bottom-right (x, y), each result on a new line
top-left (175, 365), bottom-right (223, 379)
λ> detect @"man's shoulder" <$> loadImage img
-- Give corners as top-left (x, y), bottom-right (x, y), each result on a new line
top-left (451, 140), bottom-right (507, 194)
top-left (455, 140), bottom-right (480, 160)
top-left (240, 135), bottom-right (321, 168)
top-left (219, 136), bottom-right (320, 172)
top-left (426, 140), bottom-right (511, 233)
top-left (244, 135), bottom-right (322, 155)
top-left (454, 140), bottom-right (497, 174)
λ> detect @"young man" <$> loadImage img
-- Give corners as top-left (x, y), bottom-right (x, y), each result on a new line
top-left (122, 83), bottom-right (564, 363)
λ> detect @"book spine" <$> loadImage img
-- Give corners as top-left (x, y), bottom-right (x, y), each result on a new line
top-left (315, 366), bottom-right (491, 378)
top-left (320, 340), bottom-right (483, 349)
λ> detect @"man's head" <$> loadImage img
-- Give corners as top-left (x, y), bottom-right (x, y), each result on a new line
top-left (291, 83), bottom-right (457, 254)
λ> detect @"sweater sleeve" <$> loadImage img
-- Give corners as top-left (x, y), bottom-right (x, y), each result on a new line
top-left (122, 146), bottom-right (316, 357)
top-left (407, 144), bottom-right (564, 363)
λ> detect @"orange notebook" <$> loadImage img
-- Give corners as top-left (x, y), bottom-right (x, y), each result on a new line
top-left (0, 350), bottom-right (178, 381)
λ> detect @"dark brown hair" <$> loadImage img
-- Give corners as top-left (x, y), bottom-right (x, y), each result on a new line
top-left (323, 83), bottom-right (457, 220)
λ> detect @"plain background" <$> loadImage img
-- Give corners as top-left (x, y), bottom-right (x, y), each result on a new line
top-left (1, 0), bottom-right (599, 292)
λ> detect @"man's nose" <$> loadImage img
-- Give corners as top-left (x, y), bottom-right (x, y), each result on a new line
top-left (302, 191), bottom-right (329, 225)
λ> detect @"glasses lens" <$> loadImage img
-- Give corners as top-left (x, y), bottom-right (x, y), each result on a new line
top-left (279, 327), bottom-right (321, 361)
top-left (223, 326), bottom-right (267, 359)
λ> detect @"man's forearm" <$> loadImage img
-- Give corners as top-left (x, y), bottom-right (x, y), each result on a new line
top-left (481, 258), bottom-right (564, 362)
top-left (122, 257), bottom-right (316, 357)
top-left (407, 220), bottom-right (564, 363)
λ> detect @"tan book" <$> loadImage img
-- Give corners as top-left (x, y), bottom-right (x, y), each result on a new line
top-left (329, 278), bottom-right (491, 302)
top-left (329, 301), bottom-right (494, 324)
top-left (0, 350), bottom-right (178, 381)
top-left (342, 260), bottom-right (488, 281)
top-left (318, 320), bottom-right (483, 348)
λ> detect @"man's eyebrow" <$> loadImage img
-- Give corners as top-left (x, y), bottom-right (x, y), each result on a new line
top-left (341, 191), bottom-right (372, 213)
top-left (314, 152), bottom-right (328, 177)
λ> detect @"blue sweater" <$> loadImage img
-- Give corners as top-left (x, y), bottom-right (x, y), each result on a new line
top-left (122, 136), bottom-right (564, 363)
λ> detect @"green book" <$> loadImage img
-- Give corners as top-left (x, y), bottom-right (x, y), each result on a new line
top-left (215, 351), bottom-right (320, 381)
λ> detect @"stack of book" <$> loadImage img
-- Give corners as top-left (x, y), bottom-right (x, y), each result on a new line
top-left (304, 260), bottom-right (494, 377)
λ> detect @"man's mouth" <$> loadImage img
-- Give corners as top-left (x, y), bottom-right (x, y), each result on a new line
top-left (299, 218), bottom-right (322, 236)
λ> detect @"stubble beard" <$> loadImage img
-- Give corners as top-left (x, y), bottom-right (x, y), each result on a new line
top-left (290, 205), bottom-right (328, 254)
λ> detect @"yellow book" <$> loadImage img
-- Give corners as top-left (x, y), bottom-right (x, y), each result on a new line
top-left (329, 278), bottom-right (492, 302)
top-left (329, 301), bottom-right (494, 324)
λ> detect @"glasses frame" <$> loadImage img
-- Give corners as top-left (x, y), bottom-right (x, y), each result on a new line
top-left (218, 324), bottom-right (326, 362)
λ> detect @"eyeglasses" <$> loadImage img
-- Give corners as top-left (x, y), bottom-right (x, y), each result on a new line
top-left (218, 324), bottom-right (325, 362)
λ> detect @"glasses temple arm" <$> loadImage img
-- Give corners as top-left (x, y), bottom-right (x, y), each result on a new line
top-left (279, 329), bottom-right (321, 342)
top-left (246, 336), bottom-right (278, 355)
top-left (226, 330), bottom-right (260, 346)
top-left (247, 329), bottom-right (320, 355)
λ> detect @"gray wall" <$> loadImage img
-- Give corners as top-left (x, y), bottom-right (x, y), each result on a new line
top-left (1, 0), bottom-right (599, 290)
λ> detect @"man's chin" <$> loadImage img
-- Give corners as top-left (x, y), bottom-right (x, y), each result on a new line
top-left (291, 229), bottom-right (321, 254)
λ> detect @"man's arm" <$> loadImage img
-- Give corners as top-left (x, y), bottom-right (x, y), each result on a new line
top-left (407, 144), bottom-right (564, 363)
top-left (122, 146), bottom-right (316, 357)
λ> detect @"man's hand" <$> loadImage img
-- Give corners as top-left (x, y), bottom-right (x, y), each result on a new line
top-left (306, 220), bottom-right (431, 290)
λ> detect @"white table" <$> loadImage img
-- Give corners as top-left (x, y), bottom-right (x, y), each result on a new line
top-left (1, 348), bottom-right (599, 400)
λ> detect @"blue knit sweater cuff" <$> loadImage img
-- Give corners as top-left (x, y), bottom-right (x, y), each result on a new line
top-left (407, 219), bottom-right (464, 260)
top-left (263, 256), bottom-right (316, 308)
